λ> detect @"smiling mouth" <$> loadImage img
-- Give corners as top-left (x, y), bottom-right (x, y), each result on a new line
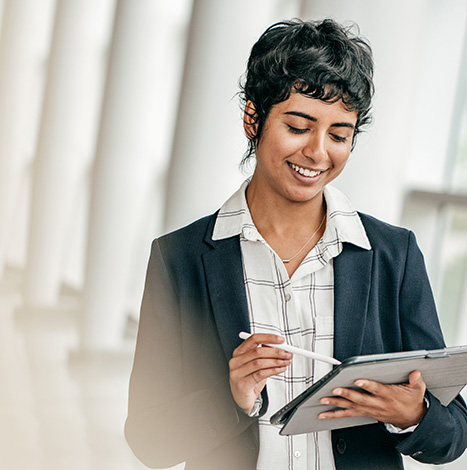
top-left (288, 162), bottom-right (324, 178)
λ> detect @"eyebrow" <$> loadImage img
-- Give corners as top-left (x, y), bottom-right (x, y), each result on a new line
top-left (284, 111), bottom-right (355, 130)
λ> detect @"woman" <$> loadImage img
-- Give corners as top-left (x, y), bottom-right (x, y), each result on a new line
top-left (125, 19), bottom-right (467, 470)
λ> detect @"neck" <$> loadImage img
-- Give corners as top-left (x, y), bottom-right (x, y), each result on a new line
top-left (246, 181), bottom-right (326, 238)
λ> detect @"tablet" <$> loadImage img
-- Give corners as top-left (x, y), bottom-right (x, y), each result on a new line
top-left (270, 346), bottom-right (467, 435)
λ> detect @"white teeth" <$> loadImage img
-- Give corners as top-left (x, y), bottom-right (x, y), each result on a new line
top-left (290, 163), bottom-right (322, 177)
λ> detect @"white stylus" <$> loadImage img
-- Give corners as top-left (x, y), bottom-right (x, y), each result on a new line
top-left (239, 332), bottom-right (341, 366)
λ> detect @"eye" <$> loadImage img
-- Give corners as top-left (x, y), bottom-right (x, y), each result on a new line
top-left (287, 125), bottom-right (308, 135)
top-left (330, 133), bottom-right (348, 143)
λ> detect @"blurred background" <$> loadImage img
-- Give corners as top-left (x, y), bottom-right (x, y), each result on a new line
top-left (0, 0), bottom-right (466, 469)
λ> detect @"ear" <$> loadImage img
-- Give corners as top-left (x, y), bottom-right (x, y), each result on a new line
top-left (243, 100), bottom-right (258, 140)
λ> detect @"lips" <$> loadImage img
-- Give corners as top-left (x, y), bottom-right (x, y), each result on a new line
top-left (288, 162), bottom-right (324, 178)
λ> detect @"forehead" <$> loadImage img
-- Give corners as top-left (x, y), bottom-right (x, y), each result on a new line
top-left (272, 92), bottom-right (358, 125)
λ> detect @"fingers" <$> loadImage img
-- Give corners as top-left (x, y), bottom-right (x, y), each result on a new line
top-left (231, 333), bottom-right (292, 379)
top-left (230, 343), bottom-right (292, 379)
top-left (233, 333), bottom-right (286, 357)
top-left (229, 333), bottom-right (293, 413)
top-left (319, 386), bottom-right (376, 418)
top-left (230, 357), bottom-right (292, 383)
top-left (318, 371), bottom-right (428, 428)
top-left (351, 370), bottom-right (426, 399)
top-left (319, 407), bottom-right (369, 420)
top-left (318, 388), bottom-right (377, 421)
top-left (246, 361), bottom-right (290, 384)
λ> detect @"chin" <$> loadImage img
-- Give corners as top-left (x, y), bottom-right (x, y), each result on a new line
top-left (289, 185), bottom-right (325, 200)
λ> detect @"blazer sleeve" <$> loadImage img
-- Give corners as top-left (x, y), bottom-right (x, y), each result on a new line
top-left (124, 239), bottom-right (257, 469)
top-left (392, 231), bottom-right (467, 464)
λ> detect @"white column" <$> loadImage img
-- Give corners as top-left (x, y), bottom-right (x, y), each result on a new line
top-left (22, 0), bottom-right (116, 310)
top-left (0, 0), bottom-right (56, 277)
top-left (0, 1), bottom-right (5, 25)
top-left (164, 0), bottom-right (300, 232)
top-left (81, 0), bottom-right (188, 352)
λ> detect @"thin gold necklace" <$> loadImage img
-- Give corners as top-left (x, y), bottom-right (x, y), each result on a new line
top-left (281, 213), bottom-right (326, 264)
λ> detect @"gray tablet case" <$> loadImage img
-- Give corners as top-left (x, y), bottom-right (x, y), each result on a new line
top-left (270, 346), bottom-right (467, 435)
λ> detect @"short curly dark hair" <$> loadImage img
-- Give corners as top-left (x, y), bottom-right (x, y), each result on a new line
top-left (239, 19), bottom-right (374, 165)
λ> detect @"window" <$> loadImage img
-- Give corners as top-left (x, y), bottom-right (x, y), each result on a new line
top-left (437, 206), bottom-right (467, 345)
top-left (401, 23), bottom-right (467, 348)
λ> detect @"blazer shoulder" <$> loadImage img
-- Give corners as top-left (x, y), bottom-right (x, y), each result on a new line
top-left (158, 212), bottom-right (217, 249)
top-left (357, 212), bottom-right (419, 263)
top-left (358, 212), bottom-right (413, 244)
top-left (149, 212), bottom-right (221, 278)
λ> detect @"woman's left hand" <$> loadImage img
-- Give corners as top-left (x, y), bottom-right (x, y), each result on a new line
top-left (318, 370), bottom-right (427, 430)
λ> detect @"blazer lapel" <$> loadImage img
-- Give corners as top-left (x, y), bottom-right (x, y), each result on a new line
top-left (333, 243), bottom-right (374, 362)
top-left (203, 234), bottom-right (250, 362)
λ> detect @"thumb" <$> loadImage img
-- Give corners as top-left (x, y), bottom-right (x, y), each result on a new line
top-left (408, 370), bottom-right (426, 391)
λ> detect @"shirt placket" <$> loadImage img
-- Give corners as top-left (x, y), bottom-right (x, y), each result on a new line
top-left (274, 260), bottom-right (308, 470)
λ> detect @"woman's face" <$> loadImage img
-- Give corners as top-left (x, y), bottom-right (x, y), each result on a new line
top-left (247, 93), bottom-right (357, 207)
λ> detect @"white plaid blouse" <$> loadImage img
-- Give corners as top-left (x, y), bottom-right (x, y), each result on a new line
top-left (213, 180), bottom-right (371, 470)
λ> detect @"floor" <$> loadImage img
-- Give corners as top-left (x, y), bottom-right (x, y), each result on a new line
top-left (0, 269), bottom-right (182, 470)
top-left (1, 268), bottom-right (465, 470)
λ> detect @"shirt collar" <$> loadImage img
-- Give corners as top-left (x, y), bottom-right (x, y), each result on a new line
top-left (212, 179), bottom-right (260, 241)
top-left (322, 185), bottom-right (371, 250)
top-left (212, 179), bottom-right (371, 250)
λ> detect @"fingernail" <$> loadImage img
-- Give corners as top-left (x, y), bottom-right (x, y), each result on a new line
top-left (356, 381), bottom-right (364, 387)
top-left (333, 388), bottom-right (342, 396)
top-left (321, 398), bottom-right (329, 404)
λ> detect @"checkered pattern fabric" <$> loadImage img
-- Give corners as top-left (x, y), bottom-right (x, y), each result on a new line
top-left (213, 180), bottom-right (371, 470)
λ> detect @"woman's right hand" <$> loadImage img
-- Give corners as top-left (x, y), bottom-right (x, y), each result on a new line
top-left (229, 333), bottom-right (293, 414)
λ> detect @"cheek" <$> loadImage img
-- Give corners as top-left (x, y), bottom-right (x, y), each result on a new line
top-left (270, 136), bottom-right (304, 159)
top-left (257, 136), bottom-right (298, 166)
top-left (330, 148), bottom-right (351, 170)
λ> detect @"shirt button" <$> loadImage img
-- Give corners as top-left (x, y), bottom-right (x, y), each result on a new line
top-left (285, 293), bottom-right (291, 302)
top-left (336, 438), bottom-right (347, 455)
top-left (244, 228), bottom-right (257, 240)
top-left (294, 450), bottom-right (301, 458)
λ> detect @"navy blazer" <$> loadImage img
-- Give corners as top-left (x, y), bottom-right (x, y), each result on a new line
top-left (125, 211), bottom-right (467, 470)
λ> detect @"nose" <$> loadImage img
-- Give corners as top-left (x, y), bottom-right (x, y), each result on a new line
top-left (303, 131), bottom-right (326, 162)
